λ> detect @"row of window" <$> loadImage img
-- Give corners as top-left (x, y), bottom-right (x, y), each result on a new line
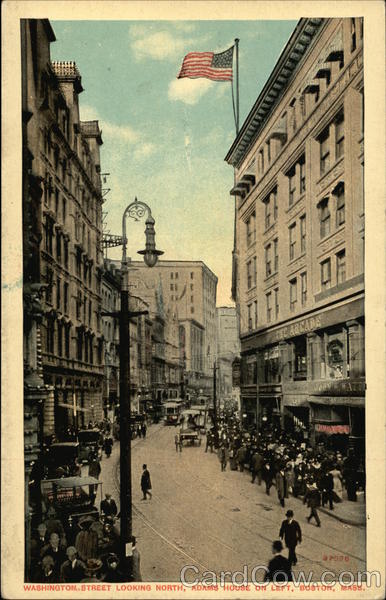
top-left (244, 109), bottom-right (347, 248)
top-left (247, 249), bottom-right (346, 329)
top-left (246, 182), bottom-right (345, 291)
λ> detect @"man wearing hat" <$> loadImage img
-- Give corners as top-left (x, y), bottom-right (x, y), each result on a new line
top-left (264, 540), bottom-right (292, 582)
top-left (279, 510), bottom-right (302, 566)
top-left (100, 493), bottom-right (118, 519)
top-left (80, 558), bottom-right (103, 583)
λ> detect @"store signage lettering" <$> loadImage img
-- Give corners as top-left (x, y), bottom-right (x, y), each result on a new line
top-left (310, 379), bottom-right (365, 396)
top-left (315, 424), bottom-right (350, 435)
top-left (276, 315), bottom-right (322, 342)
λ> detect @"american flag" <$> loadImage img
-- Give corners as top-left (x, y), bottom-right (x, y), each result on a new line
top-left (177, 46), bottom-right (234, 82)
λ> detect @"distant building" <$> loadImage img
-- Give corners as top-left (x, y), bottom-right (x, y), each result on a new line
top-left (22, 19), bottom-right (105, 438)
top-left (216, 306), bottom-right (240, 400)
top-left (226, 18), bottom-right (364, 456)
top-left (131, 260), bottom-right (218, 402)
top-left (110, 260), bottom-right (218, 403)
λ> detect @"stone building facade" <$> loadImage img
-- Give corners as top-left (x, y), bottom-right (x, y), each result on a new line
top-left (226, 18), bottom-right (364, 456)
top-left (128, 260), bottom-right (218, 402)
top-left (22, 19), bottom-right (105, 438)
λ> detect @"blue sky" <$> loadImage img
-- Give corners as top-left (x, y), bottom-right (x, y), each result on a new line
top-left (51, 20), bottom-right (297, 305)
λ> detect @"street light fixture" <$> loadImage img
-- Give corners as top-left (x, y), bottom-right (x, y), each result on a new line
top-left (119, 198), bottom-right (163, 580)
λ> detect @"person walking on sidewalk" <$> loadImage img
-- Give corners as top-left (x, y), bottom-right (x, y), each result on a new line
top-left (140, 464), bottom-right (152, 500)
top-left (304, 481), bottom-right (321, 527)
top-left (279, 510), bottom-right (302, 566)
top-left (321, 470), bottom-right (334, 510)
top-left (264, 540), bottom-right (293, 583)
top-left (219, 445), bottom-right (228, 472)
top-left (276, 467), bottom-right (288, 508)
top-left (174, 433), bottom-right (179, 452)
top-left (251, 449), bottom-right (264, 485)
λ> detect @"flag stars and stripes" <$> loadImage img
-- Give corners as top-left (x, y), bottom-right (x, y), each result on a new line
top-left (177, 46), bottom-right (234, 82)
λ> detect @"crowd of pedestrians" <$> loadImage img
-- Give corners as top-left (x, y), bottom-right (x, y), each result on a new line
top-left (29, 493), bottom-right (141, 583)
top-left (207, 411), bottom-right (364, 524)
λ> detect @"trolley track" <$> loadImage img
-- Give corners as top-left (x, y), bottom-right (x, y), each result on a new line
top-left (110, 425), bottom-right (364, 578)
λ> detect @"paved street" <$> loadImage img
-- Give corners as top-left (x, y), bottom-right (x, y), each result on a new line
top-left (98, 423), bottom-right (366, 583)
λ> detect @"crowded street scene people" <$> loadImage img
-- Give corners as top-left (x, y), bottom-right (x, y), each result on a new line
top-left (213, 409), bottom-right (365, 524)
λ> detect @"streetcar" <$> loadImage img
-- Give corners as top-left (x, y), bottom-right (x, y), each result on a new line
top-left (162, 400), bottom-right (184, 425)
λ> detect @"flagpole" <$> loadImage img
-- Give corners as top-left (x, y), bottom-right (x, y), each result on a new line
top-left (235, 38), bottom-right (240, 135)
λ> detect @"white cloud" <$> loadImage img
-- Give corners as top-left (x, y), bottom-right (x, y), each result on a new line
top-left (131, 31), bottom-right (191, 61)
top-left (168, 78), bottom-right (214, 105)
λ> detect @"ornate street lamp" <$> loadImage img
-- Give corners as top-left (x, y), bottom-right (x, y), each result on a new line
top-left (119, 198), bottom-right (163, 579)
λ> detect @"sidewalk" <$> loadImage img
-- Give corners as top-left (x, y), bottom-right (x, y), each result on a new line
top-left (314, 490), bottom-right (366, 527)
top-left (214, 450), bottom-right (366, 528)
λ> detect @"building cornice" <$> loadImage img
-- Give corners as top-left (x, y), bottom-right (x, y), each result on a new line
top-left (225, 18), bottom-right (326, 168)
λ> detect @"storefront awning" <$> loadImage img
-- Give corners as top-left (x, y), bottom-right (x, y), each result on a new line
top-left (309, 396), bottom-right (365, 407)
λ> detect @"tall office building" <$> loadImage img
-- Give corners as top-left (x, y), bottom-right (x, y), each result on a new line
top-left (226, 18), bottom-right (364, 456)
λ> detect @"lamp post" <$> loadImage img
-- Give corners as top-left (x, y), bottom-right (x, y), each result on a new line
top-left (119, 198), bottom-right (163, 579)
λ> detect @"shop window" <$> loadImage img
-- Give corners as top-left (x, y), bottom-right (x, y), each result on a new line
top-left (263, 346), bottom-right (280, 383)
top-left (336, 249), bottom-right (346, 284)
top-left (321, 258), bottom-right (331, 290)
top-left (326, 333), bottom-right (345, 379)
top-left (293, 336), bottom-right (307, 380)
top-left (246, 357), bottom-right (257, 384)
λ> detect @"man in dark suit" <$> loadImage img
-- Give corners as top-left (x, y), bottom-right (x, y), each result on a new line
top-left (141, 464), bottom-right (152, 500)
top-left (265, 540), bottom-right (293, 582)
top-left (304, 482), bottom-right (322, 527)
top-left (279, 509), bottom-right (302, 566)
top-left (60, 547), bottom-right (86, 583)
top-left (100, 493), bottom-right (118, 519)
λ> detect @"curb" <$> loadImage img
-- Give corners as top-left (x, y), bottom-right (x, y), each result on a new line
top-left (318, 504), bottom-right (366, 527)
